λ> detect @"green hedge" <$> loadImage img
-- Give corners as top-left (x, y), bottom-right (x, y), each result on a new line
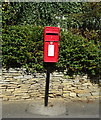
top-left (3, 25), bottom-right (44, 71)
top-left (2, 25), bottom-right (100, 77)
top-left (58, 31), bottom-right (100, 77)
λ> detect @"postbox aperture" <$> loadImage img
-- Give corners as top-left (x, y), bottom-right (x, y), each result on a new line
top-left (44, 26), bottom-right (60, 63)
top-left (44, 26), bottom-right (60, 42)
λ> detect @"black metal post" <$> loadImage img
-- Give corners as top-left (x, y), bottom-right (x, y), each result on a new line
top-left (45, 65), bottom-right (50, 106)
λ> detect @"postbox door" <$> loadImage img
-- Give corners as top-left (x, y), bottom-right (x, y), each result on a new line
top-left (44, 42), bottom-right (58, 62)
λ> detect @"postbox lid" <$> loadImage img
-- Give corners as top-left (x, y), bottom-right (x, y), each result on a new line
top-left (44, 26), bottom-right (60, 33)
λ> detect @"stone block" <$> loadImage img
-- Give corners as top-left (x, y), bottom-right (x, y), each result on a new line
top-left (79, 78), bottom-right (87, 83)
top-left (82, 83), bottom-right (92, 86)
top-left (29, 92), bottom-right (37, 95)
top-left (91, 92), bottom-right (99, 96)
top-left (92, 86), bottom-right (99, 90)
top-left (58, 89), bottom-right (63, 93)
top-left (70, 92), bottom-right (77, 97)
top-left (63, 88), bottom-right (68, 91)
top-left (49, 90), bottom-right (56, 94)
top-left (50, 90), bottom-right (62, 95)
top-left (3, 91), bottom-right (12, 96)
top-left (9, 97), bottom-right (18, 101)
top-left (16, 79), bottom-right (23, 84)
top-left (52, 83), bottom-right (61, 87)
top-left (0, 86), bottom-right (7, 89)
top-left (39, 91), bottom-right (44, 94)
top-left (75, 97), bottom-right (88, 101)
top-left (52, 86), bottom-right (58, 90)
top-left (51, 78), bottom-right (60, 82)
top-left (21, 84), bottom-right (29, 89)
top-left (7, 84), bottom-right (18, 89)
top-left (9, 68), bottom-right (18, 72)
top-left (14, 96), bottom-right (21, 100)
top-left (77, 92), bottom-right (91, 97)
top-left (0, 90), bottom-right (2, 94)
top-left (74, 90), bottom-right (91, 94)
top-left (21, 89), bottom-right (28, 93)
top-left (63, 91), bottom-right (70, 94)
top-left (38, 75), bottom-right (45, 78)
top-left (87, 96), bottom-right (99, 99)
top-left (3, 80), bottom-right (11, 82)
top-left (49, 93), bottom-right (54, 98)
top-left (30, 85), bottom-right (40, 90)
top-left (6, 89), bottom-right (15, 92)
top-left (30, 95), bottom-right (37, 98)
top-left (82, 75), bottom-right (88, 79)
top-left (53, 74), bottom-right (64, 77)
top-left (3, 97), bottom-right (9, 101)
top-left (21, 94), bottom-right (30, 99)
top-left (73, 75), bottom-right (81, 79)
top-left (62, 83), bottom-right (69, 86)
top-left (58, 85), bottom-right (64, 89)
top-left (14, 76), bottom-right (23, 79)
top-left (0, 76), bottom-right (2, 79)
top-left (14, 93), bottom-right (22, 96)
top-left (23, 81), bottom-right (32, 84)
top-left (39, 95), bottom-right (44, 98)
top-left (23, 75), bottom-right (33, 79)
top-left (9, 82), bottom-right (19, 84)
top-left (88, 87), bottom-right (99, 92)
top-left (14, 89), bottom-right (28, 95)
top-left (1, 89), bottom-right (6, 93)
top-left (40, 78), bottom-right (45, 81)
top-left (77, 86), bottom-right (87, 90)
top-left (51, 72), bottom-right (58, 76)
top-left (67, 87), bottom-right (76, 91)
top-left (0, 95), bottom-right (3, 98)
top-left (63, 93), bottom-right (70, 98)
top-left (35, 73), bottom-right (45, 78)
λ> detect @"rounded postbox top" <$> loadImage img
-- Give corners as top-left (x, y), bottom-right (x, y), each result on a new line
top-left (44, 26), bottom-right (60, 42)
top-left (44, 26), bottom-right (60, 30)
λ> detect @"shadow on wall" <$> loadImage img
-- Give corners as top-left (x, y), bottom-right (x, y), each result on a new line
top-left (63, 69), bottom-right (101, 87)
top-left (3, 64), bottom-right (101, 87)
top-left (89, 76), bottom-right (100, 86)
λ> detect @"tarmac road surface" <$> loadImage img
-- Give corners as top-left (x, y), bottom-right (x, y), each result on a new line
top-left (1, 98), bottom-right (100, 119)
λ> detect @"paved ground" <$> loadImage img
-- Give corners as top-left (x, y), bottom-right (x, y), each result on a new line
top-left (1, 98), bottom-right (100, 119)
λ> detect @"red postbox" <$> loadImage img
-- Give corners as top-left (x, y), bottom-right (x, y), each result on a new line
top-left (44, 26), bottom-right (60, 62)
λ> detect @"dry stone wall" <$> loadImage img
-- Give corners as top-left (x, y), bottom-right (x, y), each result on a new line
top-left (0, 68), bottom-right (100, 101)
